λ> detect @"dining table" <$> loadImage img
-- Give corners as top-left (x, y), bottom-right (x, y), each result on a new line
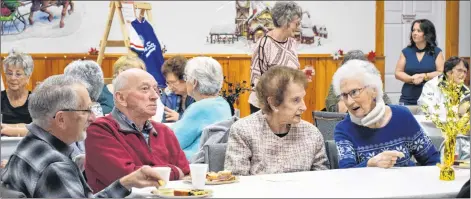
top-left (128, 166), bottom-right (470, 198)
top-left (1, 136), bottom-right (22, 160)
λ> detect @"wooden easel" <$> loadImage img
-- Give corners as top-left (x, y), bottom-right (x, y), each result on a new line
top-left (96, 1), bottom-right (153, 66)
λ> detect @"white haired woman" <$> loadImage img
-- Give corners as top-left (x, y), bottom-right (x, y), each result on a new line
top-left (325, 50), bottom-right (392, 112)
top-left (249, 1), bottom-right (313, 113)
top-left (170, 57), bottom-right (232, 160)
top-left (225, 66), bottom-right (328, 176)
top-left (332, 60), bottom-right (440, 169)
top-left (63, 59), bottom-right (105, 169)
top-left (1, 49), bottom-right (34, 137)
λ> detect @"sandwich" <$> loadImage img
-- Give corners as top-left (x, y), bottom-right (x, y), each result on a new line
top-left (216, 170), bottom-right (235, 181)
top-left (173, 189), bottom-right (207, 196)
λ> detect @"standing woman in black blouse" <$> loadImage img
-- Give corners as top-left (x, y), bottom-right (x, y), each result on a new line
top-left (1, 49), bottom-right (34, 137)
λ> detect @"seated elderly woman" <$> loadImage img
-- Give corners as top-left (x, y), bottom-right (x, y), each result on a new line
top-left (325, 50), bottom-right (391, 112)
top-left (417, 57), bottom-right (470, 162)
top-left (63, 59), bottom-right (105, 166)
top-left (224, 66), bottom-right (328, 176)
top-left (418, 56), bottom-right (470, 117)
top-left (97, 54), bottom-right (146, 115)
top-left (1, 49), bottom-right (34, 137)
top-left (170, 56), bottom-right (232, 160)
top-left (160, 55), bottom-right (195, 122)
top-left (332, 60), bottom-right (440, 169)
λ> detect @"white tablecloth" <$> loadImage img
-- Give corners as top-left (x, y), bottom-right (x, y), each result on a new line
top-left (129, 166), bottom-right (469, 198)
top-left (1, 137), bottom-right (22, 160)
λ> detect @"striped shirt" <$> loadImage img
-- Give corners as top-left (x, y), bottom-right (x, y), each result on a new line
top-left (1, 123), bottom-right (130, 198)
top-left (249, 36), bottom-right (300, 107)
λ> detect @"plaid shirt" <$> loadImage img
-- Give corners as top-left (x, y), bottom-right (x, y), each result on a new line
top-left (224, 111), bottom-right (329, 176)
top-left (1, 123), bottom-right (131, 198)
top-left (115, 107), bottom-right (153, 144)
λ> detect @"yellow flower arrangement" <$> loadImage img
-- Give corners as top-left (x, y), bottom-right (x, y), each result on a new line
top-left (421, 76), bottom-right (470, 181)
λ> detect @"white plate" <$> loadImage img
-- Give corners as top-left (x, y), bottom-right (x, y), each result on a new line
top-left (183, 176), bottom-right (240, 185)
top-left (150, 189), bottom-right (212, 198)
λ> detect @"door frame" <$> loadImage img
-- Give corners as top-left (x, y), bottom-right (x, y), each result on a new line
top-left (375, 1), bottom-right (460, 70)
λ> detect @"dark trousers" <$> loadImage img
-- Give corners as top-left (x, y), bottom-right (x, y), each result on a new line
top-left (250, 104), bottom-right (260, 114)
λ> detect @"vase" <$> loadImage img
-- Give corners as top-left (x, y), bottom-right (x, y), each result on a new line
top-left (440, 136), bottom-right (456, 181)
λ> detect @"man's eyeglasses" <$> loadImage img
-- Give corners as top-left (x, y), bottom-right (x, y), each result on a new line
top-left (337, 86), bottom-right (368, 101)
top-left (52, 103), bottom-right (99, 118)
top-left (5, 72), bottom-right (26, 78)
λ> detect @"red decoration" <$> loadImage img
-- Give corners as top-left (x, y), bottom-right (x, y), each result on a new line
top-left (367, 50), bottom-right (376, 62)
top-left (338, 49), bottom-right (344, 56)
top-left (88, 47), bottom-right (99, 55)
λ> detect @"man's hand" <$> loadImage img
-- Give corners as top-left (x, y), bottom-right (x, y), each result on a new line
top-left (119, 165), bottom-right (163, 190)
top-left (164, 107), bottom-right (180, 122)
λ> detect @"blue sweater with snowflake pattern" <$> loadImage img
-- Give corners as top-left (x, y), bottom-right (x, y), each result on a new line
top-left (334, 105), bottom-right (440, 168)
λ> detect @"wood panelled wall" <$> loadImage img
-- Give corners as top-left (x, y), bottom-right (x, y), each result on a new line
top-left (1, 53), bottom-right (385, 123)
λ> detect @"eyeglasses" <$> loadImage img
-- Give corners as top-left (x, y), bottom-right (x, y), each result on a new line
top-left (337, 86), bottom-right (368, 101)
top-left (166, 80), bottom-right (181, 87)
top-left (52, 103), bottom-right (97, 118)
top-left (5, 72), bottom-right (26, 78)
top-left (453, 68), bottom-right (468, 74)
top-left (183, 74), bottom-right (191, 82)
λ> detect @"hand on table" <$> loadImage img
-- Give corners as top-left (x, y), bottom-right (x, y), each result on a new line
top-left (119, 165), bottom-right (164, 190)
top-left (367, 150), bottom-right (405, 168)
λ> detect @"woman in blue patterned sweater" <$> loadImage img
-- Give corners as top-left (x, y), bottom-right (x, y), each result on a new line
top-left (332, 60), bottom-right (440, 169)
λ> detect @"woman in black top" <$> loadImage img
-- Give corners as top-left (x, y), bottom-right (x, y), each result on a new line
top-left (1, 49), bottom-right (34, 137)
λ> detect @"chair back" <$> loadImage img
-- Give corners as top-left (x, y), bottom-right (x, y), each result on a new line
top-left (324, 140), bottom-right (339, 169)
top-left (203, 143), bottom-right (228, 172)
top-left (313, 111), bottom-right (347, 141)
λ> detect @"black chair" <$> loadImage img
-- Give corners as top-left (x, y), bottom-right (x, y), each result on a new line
top-left (324, 140), bottom-right (339, 169)
top-left (0, 182), bottom-right (26, 198)
top-left (313, 111), bottom-right (347, 141)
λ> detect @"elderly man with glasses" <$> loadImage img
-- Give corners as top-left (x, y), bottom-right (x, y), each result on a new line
top-left (1, 74), bottom-right (164, 198)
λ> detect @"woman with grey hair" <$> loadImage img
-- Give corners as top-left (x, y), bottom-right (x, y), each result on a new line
top-left (170, 56), bottom-right (232, 160)
top-left (325, 50), bottom-right (391, 112)
top-left (332, 60), bottom-right (439, 169)
top-left (63, 59), bottom-right (104, 165)
top-left (249, 1), bottom-right (313, 113)
top-left (1, 49), bottom-right (34, 137)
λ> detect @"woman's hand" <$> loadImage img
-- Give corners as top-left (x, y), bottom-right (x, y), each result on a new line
top-left (164, 107), bottom-right (180, 122)
top-left (0, 159), bottom-right (8, 168)
top-left (367, 150), bottom-right (405, 168)
top-left (1, 124), bottom-right (16, 137)
top-left (411, 74), bottom-right (425, 85)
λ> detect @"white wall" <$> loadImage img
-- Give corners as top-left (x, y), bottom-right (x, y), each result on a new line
top-left (0, 1), bottom-right (375, 54)
top-left (459, 1), bottom-right (470, 57)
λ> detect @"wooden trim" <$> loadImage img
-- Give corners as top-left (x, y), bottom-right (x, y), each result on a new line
top-left (375, 1), bottom-right (384, 57)
top-left (375, 0), bottom-right (385, 85)
top-left (445, 1), bottom-right (460, 59)
top-left (1, 53), bottom-right (385, 59)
